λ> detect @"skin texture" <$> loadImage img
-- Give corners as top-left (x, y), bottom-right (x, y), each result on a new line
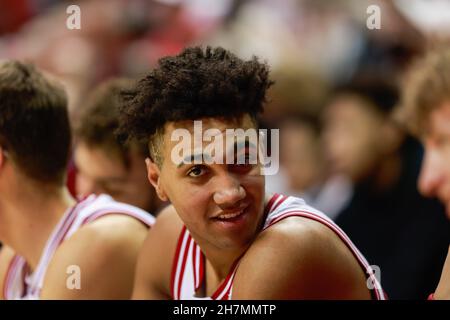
top-left (132, 115), bottom-right (372, 300)
top-left (0, 145), bottom-right (150, 300)
top-left (418, 102), bottom-right (450, 219)
top-left (323, 95), bottom-right (402, 177)
top-left (416, 102), bottom-right (450, 300)
top-left (280, 121), bottom-right (325, 192)
top-left (0, 214), bottom-right (149, 300)
top-left (74, 142), bottom-right (159, 213)
top-left (435, 246), bottom-right (450, 300)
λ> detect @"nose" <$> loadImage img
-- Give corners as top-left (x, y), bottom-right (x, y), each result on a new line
top-left (418, 149), bottom-right (444, 198)
top-left (213, 173), bottom-right (246, 209)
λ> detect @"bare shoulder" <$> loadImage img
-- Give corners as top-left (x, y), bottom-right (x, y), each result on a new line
top-left (232, 216), bottom-right (371, 299)
top-left (132, 204), bottom-right (185, 299)
top-left (0, 245), bottom-right (16, 300)
top-left (41, 213), bottom-right (151, 299)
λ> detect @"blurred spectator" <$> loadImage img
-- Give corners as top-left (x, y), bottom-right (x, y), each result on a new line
top-left (278, 113), bottom-right (353, 219)
top-left (264, 67), bottom-right (352, 218)
top-left (72, 78), bottom-right (165, 214)
top-left (322, 77), bottom-right (450, 299)
top-left (280, 114), bottom-right (325, 196)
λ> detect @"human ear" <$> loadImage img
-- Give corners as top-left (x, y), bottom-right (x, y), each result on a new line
top-left (145, 158), bottom-right (168, 201)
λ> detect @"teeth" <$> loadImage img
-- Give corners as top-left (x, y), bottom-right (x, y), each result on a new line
top-left (217, 209), bottom-right (243, 220)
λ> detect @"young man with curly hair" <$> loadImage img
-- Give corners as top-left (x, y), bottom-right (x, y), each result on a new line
top-left (119, 46), bottom-right (385, 300)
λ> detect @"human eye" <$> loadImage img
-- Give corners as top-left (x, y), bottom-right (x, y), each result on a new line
top-left (187, 165), bottom-right (208, 178)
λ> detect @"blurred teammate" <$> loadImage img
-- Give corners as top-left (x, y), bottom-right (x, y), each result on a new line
top-left (73, 78), bottom-right (163, 214)
top-left (322, 78), bottom-right (450, 299)
top-left (397, 46), bottom-right (450, 299)
top-left (120, 46), bottom-right (385, 300)
top-left (0, 61), bottom-right (154, 299)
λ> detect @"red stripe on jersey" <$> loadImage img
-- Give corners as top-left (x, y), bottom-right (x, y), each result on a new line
top-left (264, 194), bottom-right (281, 216)
top-left (30, 205), bottom-right (79, 297)
top-left (80, 210), bottom-right (153, 228)
top-left (3, 255), bottom-right (19, 300)
top-left (28, 204), bottom-right (79, 297)
top-left (192, 242), bottom-right (198, 290)
top-left (271, 195), bottom-right (289, 212)
top-left (171, 226), bottom-right (187, 299)
top-left (211, 259), bottom-right (240, 300)
top-left (20, 263), bottom-right (30, 299)
top-left (56, 206), bottom-right (79, 246)
top-left (266, 210), bottom-right (383, 300)
top-left (197, 252), bottom-right (205, 292)
top-left (177, 236), bottom-right (193, 300)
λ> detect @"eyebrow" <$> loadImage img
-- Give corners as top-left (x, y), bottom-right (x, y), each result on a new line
top-left (176, 153), bottom-right (211, 168)
top-left (175, 139), bottom-right (259, 168)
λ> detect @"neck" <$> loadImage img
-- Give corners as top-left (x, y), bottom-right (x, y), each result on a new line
top-left (0, 185), bottom-right (76, 271)
top-left (199, 194), bottom-right (271, 284)
top-left (203, 245), bottom-right (246, 282)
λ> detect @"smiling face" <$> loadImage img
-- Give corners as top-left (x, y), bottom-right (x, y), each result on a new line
top-left (146, 115), bottom-right (266, 251)
top-left (418, 101), bottom-right (450, 218)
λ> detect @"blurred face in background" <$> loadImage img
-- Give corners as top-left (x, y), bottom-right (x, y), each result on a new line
top-left (280, 120), bottom-right (324, 192)
top-left (417, 102), bottom-right (450, 218)
top-left (322, 94), bottom-right (386, 183)
top-left (74, 141), bottom-right (158, 212)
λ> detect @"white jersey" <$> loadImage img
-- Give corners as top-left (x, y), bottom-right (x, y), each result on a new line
top-left (2, 194), bottom-right (155, 300)
top-left (171, 193), bottom-right (386, 300)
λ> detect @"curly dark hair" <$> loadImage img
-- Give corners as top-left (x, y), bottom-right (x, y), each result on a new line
top-left (117, 46), bottom-right (273, 166)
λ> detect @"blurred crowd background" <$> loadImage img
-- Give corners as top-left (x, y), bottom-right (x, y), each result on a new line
top-left (1, 0), bottom-right (450, 300)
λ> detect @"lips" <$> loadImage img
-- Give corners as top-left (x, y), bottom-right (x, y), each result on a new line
top-left (215, 209), bottom-right (245, 220)
top-left (212, 204), bottom-right (249, 221)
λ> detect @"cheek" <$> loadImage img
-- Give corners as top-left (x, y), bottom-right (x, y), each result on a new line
top-left (442, 146), bottom-right (450, 164)
top-left (166, 181), bottom-right (212, 223)
top-left (241, 175), bottom-right (265, 205)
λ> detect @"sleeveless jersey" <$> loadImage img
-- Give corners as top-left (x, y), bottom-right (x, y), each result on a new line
top-left (171, 193), bottom-right (386, 300)
top-left (3, 194), bottom-right (155, 300)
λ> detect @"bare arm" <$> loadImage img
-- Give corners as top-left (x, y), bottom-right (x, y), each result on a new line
top-left (40, 214), bottom-right (149, 299)
top-left (232, 217), bottom-right (371, 300)
top-left (132, 205), bottom-right (183, 300)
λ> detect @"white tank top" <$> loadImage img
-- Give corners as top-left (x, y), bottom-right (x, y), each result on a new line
top-left (2, 194), bottom-right (155, 300)
top-left (171, 193), bottom-right (386, 300)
